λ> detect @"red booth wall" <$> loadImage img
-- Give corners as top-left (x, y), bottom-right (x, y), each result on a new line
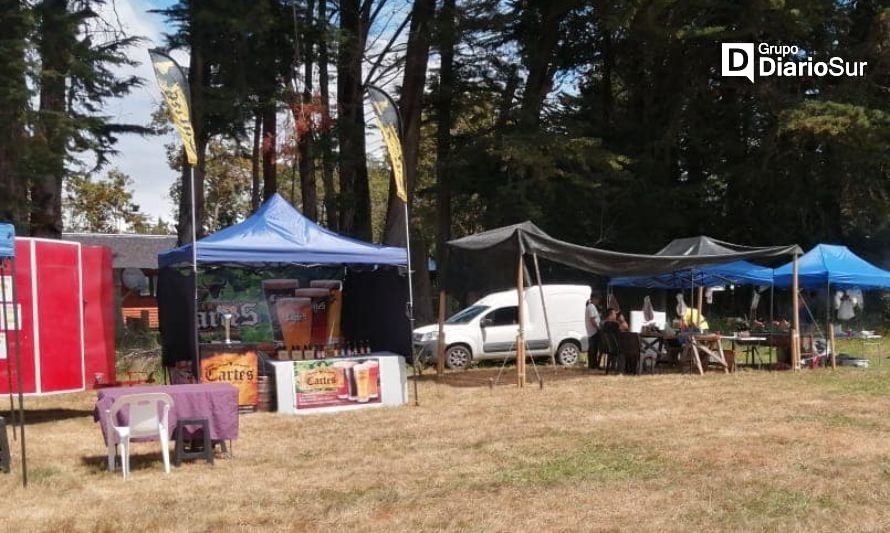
top-left (0, 239), bottom-right (115, 395)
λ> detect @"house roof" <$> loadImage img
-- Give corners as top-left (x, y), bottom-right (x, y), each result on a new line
top-left (63, 233), bottom-right (177, 269)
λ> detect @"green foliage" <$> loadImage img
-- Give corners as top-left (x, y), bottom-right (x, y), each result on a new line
top-left (64, 168), bottom-right (158, 233)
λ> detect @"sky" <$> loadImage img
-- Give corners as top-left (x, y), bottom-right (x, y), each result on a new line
top-left (94, 0), bottom-right (184, 223)
top-left (95, 0), bottom-right (402, 225)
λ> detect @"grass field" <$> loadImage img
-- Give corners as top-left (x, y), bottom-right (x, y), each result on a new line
top-left (2, 338), bottom-right (890, 532)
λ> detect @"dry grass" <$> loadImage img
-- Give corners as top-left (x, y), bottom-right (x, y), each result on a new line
top-left (3, 339), bottom-right (890, 532)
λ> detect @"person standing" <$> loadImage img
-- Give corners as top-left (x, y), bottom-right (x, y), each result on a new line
top-left (586, 292), bottom-right (602, 369)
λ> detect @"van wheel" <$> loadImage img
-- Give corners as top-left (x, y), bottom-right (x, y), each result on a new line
top-left (555, 341), bottom-right (581, 366)
top-left (445, 345), bottom-right (472, 370)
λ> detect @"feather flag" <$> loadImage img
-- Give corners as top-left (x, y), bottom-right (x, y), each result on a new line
top-left (366, 85), bottom-right (407, 202)
top-left (149, 49), bottom-right (198, 165)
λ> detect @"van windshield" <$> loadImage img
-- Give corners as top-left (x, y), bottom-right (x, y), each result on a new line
top-left (446, 305), bottom-right (489, 324)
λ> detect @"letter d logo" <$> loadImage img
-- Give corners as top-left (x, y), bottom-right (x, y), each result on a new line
top-left (721, 43), bottom-right (755, 83)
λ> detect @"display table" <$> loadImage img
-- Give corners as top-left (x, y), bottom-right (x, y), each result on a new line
top-left (270, 352), bottom-right (408, 415)
top-left (93, 383), bottom-right (239, 443)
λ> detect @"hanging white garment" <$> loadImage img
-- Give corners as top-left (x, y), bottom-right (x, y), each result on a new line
top-left (642, 296), bottom-right (655, 322)
top-left (834, 290), bottom-right (844, 310)
top-left (847, 288), bottom-right (864, 310)
top-left (838, 298), bottom-right (855, 321)
top-left (675, 293), bottom-right (687, 318)
top-left (705, 287), bottom-right (715, 304)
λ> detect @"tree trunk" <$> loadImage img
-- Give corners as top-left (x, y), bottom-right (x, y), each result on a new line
top-left (298, 0), bottom-right (317, 220)
top-left (251, 112), bottom-right (261, 212)
top-left (176, 148), bottom-right (194, 245)
top-left (336, 0), bottom-right (371, 239)
top-left (435, 0), bottom-right (456, 267)
top-left (382, 0), bottom-right (436, 247)
top-left (0, 0), bottom-right (29, 229)
top-left (598, 0), bottom-right (613, 141)
top-left (31, 0), bottom-right (70, 238)
top-left (317, 0), bottom-right (337, 229)
top-left (185, 2), bottom-right (208, 239)
top-left (517, 2), bottom-right (565, 127)
top-left (262, 102), bottom-right (278, 200)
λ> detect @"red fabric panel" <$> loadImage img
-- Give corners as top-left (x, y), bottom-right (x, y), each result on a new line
top-left (81, 246), bottom-right (116, 388)
top-left (0, 240), bottom-right (37, 394)
top-left (35, 240), bottom-right (83, 392)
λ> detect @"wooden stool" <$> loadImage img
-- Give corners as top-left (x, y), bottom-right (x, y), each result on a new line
top-left (173, 417), bottom-right (214, 466)
top-left (0, 417), bottom-right (9, 474)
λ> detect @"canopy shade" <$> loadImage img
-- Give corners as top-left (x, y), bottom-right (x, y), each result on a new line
top-left (773, 244), bottom-right (890, 289)
top-left (158, 194), bottom-right (407, 267)
top-left (611, 260), bottom-right (774, 288)
top-left (441, 223), bottom-right (800, 293)
top-left (0, 223), bottom-right (14, 258)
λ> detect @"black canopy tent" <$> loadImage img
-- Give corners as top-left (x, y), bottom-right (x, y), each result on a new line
top-left (438, 223), bottom-right (803, 381)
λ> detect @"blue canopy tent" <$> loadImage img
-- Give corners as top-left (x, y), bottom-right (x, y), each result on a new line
top-left (157, 194), bottom-right (411, 367)
top-left (610, 260), bottom-right (774, 289)
top-left (773, 244), bottom-right (890, 289)
top-left (159, 194), bottom-right (406, 267)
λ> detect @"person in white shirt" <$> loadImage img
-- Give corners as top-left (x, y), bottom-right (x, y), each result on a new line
top-left (586, 292), bottom-right (602, 369)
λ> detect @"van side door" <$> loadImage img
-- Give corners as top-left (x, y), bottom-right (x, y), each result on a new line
top-left (481, 306), bottom-right (519, 353)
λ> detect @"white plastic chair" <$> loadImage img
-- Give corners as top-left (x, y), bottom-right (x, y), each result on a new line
top-left (105, 392), bottom-right (174, 478)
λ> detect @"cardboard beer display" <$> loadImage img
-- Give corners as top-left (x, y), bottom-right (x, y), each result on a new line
top-left (262, 279), bottom-right (300, 344)
top-left (309, 280), bottom-right (343, 344)
top-left (293, 288), bottom-right (332, 346)
top-left (275, 297), bottom-right (313, 358)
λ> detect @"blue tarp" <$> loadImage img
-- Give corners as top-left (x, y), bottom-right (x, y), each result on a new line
top-left (158, 194), bottom-right (407, 267)
top-left (773, 244), bottom-right (890, 289)
top-left (611, 260), bottom-right (774, 288)
top-left (0, 223), bottom-right (14, 258)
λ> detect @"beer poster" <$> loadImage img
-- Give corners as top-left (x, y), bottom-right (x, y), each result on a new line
top-left (201, 350), bottom-right (259, 407)
top-left (294, 358), bottom-right (381, 410)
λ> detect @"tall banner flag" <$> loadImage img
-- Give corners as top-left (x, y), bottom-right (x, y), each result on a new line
top-left (149, 49), bottom-right (198, 165)
top-left (366, 85), bottom-right (407, 202)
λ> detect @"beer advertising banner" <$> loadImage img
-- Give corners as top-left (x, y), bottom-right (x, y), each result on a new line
top-left (200, 350), bottom-right (259, 407)
top-left (294, 358), bottom-right (381, 410)
top-left (195, 266), bottom-right (344, 347)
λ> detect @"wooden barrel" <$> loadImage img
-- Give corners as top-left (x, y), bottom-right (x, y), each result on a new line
top-left (257, 375), bottom-right (275, 412)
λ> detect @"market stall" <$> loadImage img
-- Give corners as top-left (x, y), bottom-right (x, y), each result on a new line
top-left (157, 194), bottom-right (410, 411)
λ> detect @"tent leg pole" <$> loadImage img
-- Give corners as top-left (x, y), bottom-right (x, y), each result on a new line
top-left (10, 257), bottom-right (25, 487)
top-left (436, 291), bottom-right (446, 377)
top-left (0, 261), bottom-right (16, 441)
top-left (532, 255), bottom-right (555, 368)
top-left (189, 163), bottom-right (201, 382)
top-left (791, 253), bottom-right (800, 371)
top-left (516, 254), bottom-right (525, 388)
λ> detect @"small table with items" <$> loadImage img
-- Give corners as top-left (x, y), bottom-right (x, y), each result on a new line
top-left (93, 383), bottom-right (240, 451)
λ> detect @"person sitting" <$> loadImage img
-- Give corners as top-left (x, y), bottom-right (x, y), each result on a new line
top-left (681, 307), bottom-right (709, 333)
top-left (615, 311), bottom-right (630, 332)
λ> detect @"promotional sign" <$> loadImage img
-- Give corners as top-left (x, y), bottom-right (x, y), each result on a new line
top-left (0, 276), bottom-right (13, 302)
top-left (196, 266), bottom-right (344, 346)
top-left (294, 357), bottom-right (381, 410)
top-left (0, 304), bottom-right (20, 330)
top-left (200, 350), bottom-right (259, 407)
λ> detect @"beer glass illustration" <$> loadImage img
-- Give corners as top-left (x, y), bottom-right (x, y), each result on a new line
top-left (275, 297), bottom-right (312, 357)
top-left (333, 361), bottom-right (357, 399)
top-left (294, 288), bottom-right (331, 346)
top-left (365, 360), bottom-right (380, 399)
top-left (309, 280), bottom-right (343, 344)
top-left (262, 279), bottom-right (299, 343)
top-left (354, 362), bottom-right (371, 403)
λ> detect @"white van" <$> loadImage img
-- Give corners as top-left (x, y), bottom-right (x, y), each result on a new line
top-left (413, 285), bottom-right (591, 369)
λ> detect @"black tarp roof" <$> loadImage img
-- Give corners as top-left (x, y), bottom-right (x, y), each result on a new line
top-left (441, 223), bottom-right (801, 293)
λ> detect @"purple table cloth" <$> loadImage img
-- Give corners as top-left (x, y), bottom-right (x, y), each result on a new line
top-left (93, 383), bottom-right (239, 444)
